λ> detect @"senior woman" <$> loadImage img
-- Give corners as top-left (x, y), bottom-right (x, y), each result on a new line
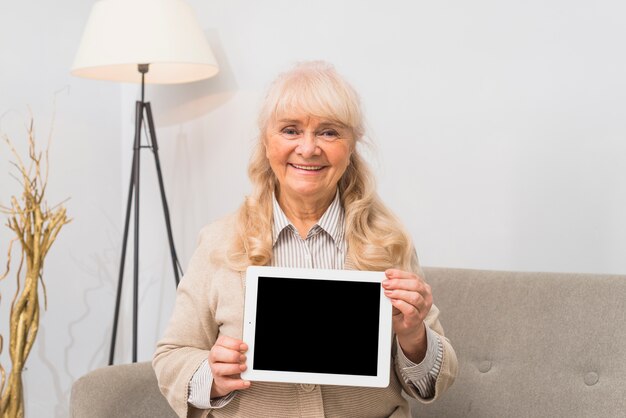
top-left (153, 61), bottom-right (457, 418)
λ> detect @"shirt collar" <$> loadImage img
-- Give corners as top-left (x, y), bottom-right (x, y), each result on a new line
top-left (272, 191), bottom-right (345, 249)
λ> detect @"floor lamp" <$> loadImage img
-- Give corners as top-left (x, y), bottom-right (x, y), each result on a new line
top-left (71, 0), bottom-right (219, 364)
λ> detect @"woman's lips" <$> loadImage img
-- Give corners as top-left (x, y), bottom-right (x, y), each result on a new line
top-left (289, 163), bottom-right (325, 171)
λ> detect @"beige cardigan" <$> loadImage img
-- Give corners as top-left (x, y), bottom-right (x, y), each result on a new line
top-left (153, 214), bottom-right (458, 418)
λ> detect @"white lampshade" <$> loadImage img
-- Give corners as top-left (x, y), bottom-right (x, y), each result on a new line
top-left (72, 0), bottom-right (218, 84)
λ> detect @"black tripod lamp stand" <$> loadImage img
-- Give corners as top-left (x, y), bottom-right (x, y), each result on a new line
top-left (71, 0), bottom-right (219, 364)
top-left (108, 63), bottom-right (184, 364)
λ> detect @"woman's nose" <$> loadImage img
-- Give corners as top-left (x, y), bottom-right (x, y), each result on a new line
top-left (296, 131), bottom-right (321, 157)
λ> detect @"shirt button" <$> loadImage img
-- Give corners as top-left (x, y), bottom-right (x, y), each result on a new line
top-left (300, 384), bottom-right (316, 392)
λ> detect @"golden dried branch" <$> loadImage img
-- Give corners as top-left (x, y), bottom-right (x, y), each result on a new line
top-left (0, 239), bottom-right (16, 282)
top-left (0, 333), bottom-right (4, 391)
top-left (0, 116), bottom-right (70, 418)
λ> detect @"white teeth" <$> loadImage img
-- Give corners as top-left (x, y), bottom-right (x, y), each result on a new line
top-left (292, 164), bottom-right (323, 171)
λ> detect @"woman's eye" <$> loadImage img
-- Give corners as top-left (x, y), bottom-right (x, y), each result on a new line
top-left (319, 130), bottom-right (339, 140)
top-left (281, 127), bottom-right (299, 137)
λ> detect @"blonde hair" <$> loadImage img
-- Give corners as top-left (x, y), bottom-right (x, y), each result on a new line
top-left (227, 61), bottom-right (417, 272)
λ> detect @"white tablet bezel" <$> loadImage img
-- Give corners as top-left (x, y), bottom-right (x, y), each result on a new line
top-left (242, 266), bottom-right (392, 388)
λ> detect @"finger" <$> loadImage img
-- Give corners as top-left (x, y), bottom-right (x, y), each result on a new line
top-left (384, 289), bottom-right (424, 309)
top-left (215, 335), bottom-right (248, 352)
top-left (382, 277), bottom-right (423, 292)
top-left (211, 362), bottom-right (247, 377)
top-left (210, 345), bottom-right (247, 364)
top-left (214, 376), bottom-right (251, 392)
top-left (210, 345), bottom-right (245, 364)
top-left (385, 269), bottom-right (423, 280)
top-left (390, 298), bottom-right (421, 321)
top-left (392, 300), bottom-right (431, 326)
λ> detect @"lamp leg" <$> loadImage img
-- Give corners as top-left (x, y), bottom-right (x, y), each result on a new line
top-left (144, 102), bottom-right (183, 284)
top-left (131, 101), bottom-right (143, 363)
top-left (108, 100), bottom-right (144, 365)
top-left (109, 148), bottom-right (136, 366)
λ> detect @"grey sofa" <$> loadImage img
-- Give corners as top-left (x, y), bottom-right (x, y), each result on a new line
top-left (70, 267), bottom-right (626, 417)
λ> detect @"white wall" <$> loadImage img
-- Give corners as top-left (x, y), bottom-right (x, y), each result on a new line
top-left (0, 1), bottom-right (122, 416)
top-left (1, 0), bottom-right (625, 416)
top-left (134, 0), bottom-right (626, 367)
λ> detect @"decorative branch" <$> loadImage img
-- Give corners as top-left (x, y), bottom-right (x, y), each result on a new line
top-left (0, 116), bottom-right (70, 418)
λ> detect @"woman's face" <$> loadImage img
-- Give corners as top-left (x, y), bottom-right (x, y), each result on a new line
top-left (265, 111), bottom-right (353, 205)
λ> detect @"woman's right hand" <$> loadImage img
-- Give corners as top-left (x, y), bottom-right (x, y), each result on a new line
top-left (209, 335), bottom-right (251, 399)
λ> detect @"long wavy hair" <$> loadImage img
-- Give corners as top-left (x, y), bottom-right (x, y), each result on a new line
top-left (227, 61), bottom-right (417, 272)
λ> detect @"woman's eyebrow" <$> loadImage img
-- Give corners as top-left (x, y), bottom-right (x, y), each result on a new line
top-left (318, 121), bottom-right (348, 129)
top-left (276, 118), bottom-right (302, 125)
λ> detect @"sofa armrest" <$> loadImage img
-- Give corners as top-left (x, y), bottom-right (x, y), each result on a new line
top-left (70, 361), bottom-right (177, 418)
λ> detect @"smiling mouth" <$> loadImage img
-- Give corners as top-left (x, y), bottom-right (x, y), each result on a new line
top-left (290, 163), bottom-right (325, 171)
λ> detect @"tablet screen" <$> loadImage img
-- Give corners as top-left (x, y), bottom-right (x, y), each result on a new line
top-left (253, 276), bottom-right (380, 376)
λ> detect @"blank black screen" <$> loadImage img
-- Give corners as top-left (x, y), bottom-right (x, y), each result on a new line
top-left (253, 276), bottom-right (380, 376)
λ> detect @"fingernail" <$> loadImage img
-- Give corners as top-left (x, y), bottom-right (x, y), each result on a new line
top-left (240, 355), bottom-right (246, 362)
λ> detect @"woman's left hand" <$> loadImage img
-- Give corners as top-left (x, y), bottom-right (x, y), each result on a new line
top-left (382, 269), bottom-right (433, 363)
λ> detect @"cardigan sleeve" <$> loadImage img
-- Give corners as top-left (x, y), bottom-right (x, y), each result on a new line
top-left (394, 250), bottom-right (458, 403)
top-left (153, 224), bottom-right (226, 418)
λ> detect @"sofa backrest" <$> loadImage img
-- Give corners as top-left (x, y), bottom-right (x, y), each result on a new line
top-left (70, 361), bottom-right (177, 418)
top-left (70, 267), bottom-right (626, 418)
top-left (409, 267), bottom-right (626, 418)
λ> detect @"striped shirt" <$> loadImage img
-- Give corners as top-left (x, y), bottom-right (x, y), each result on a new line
top-left (271, 191), bottom-right (346, 269)
top-left (188, 192), bottom-right (443, 409)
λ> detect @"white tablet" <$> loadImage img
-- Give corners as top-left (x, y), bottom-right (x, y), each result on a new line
top-left (242, 266), bottom-right (392, 388)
